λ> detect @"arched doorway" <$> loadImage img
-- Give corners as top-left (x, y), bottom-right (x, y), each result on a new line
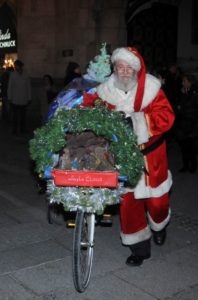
top-left (126, 2), bottom-right (178, 71)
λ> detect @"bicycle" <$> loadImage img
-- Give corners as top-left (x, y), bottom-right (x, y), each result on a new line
top-left (30, 107), bottom-right (144, 293)
top-left (50, 169), bottom-right (123, 293)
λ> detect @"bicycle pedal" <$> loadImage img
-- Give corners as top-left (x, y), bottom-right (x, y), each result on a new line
top-left (66, 220), bottom-right (76, 228)
top-left (100, 214), bottom-right (113, 227)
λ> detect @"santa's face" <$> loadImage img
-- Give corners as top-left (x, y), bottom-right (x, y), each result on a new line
top-left (114, 60), bottom-right (134, 80)
top-left (114, 60), bottom-right (137, 92)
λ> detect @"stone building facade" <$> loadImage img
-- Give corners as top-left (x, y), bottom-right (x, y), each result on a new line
top-left (1, 0), bottom-right (198, 78)
top-left (1, 0), bottom-right (198, 127)
top-left (17, 0), bottom-right (127, 78)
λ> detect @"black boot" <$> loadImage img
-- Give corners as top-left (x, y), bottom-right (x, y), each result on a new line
top-left (153, 228), bottom-right (166, 246)
top-left (126, 239), bottom-right (151, 267)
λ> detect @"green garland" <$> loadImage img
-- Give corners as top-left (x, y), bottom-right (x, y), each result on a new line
top-left (29, 107), bottom-right (144, 187)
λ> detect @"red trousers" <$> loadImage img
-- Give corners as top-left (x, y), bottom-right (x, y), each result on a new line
top-left (120, 192), bottom-right (169, 245)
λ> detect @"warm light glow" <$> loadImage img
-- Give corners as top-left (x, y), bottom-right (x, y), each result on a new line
top-left (3, 57), bottom-right (14, 69)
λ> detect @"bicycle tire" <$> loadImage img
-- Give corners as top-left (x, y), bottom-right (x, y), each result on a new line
top-left (72, 209), bottom-right (95, 293)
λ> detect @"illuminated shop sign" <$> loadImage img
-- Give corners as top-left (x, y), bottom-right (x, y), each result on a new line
top-left (0, 28), bottom-right (16, 48)
top-left (0, 3), bottom-right (17, 54)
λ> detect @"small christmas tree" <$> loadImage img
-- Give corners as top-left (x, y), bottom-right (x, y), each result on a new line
top-left (86, 43), bottom-right (111, 83)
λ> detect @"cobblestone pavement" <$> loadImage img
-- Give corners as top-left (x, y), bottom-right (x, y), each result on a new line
top-left (0, 118), bottom-right (198, 300)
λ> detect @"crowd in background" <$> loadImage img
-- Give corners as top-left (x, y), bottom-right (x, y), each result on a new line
top-left (151, 63), bottom-right (198, 173)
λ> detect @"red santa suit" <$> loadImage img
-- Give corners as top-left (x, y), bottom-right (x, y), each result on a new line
top-left (82, 47), bottom-right (175, 249)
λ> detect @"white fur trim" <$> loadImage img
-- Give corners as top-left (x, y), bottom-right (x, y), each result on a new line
top-left (124, 170), bottom-right (173, 199)
top-left (141, 74), bottom-right (161, 109)
top-left (135, 170), bottom-right (172, 199)
top-left (121, 225), bottom-right (151, 245)
top-left (111, 48), bottom-right (141, 71)
top-left (96, 74), bottom-right (161, 113)
top-left (130, 112), bottom-right (149, 145)
top-left (147, 209), bottom-right (171, 231)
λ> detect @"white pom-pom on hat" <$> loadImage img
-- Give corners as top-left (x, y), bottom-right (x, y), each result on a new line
top-left (111, 47), bottom-right (141, 71)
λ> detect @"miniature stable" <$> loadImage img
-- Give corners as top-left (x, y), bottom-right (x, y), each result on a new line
top-left (29, 106), bottom-right (144, 214)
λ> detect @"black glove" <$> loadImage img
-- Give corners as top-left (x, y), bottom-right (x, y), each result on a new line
top-left (125, 116), bottom-right (133, 129)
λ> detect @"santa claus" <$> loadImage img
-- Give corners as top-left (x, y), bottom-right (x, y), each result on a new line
top-left (81, 47), bottom-right (175, 266)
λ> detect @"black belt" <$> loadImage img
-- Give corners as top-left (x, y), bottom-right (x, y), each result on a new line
top-left (141, 136), bottom-right (165, 156)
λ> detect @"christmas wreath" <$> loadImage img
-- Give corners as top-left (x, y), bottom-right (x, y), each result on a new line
top-left (29, 107), bottom-right (144, 213)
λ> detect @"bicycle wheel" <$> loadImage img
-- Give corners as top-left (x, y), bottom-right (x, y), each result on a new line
top-left (72, 209), bottom-right (95, 293)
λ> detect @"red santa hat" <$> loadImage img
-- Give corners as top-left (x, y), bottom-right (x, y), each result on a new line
top-left (111, 47), bottom-right (146, 112)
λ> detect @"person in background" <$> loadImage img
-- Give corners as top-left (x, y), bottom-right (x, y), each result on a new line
top-left (81, 47), bottom-right (175, 266)
top-left (174, 74), bottom-right (198, 173)
top-left (63, 61), bottom-right (81, 87)
top-left (0, 66), bottom-right (14, 121)
top-left (8, 59), bottom-right (31, 135)
top-left (43, 74), bottom-right (57, 104)
top-left (154, 68), bottom-right (168, 94)
top-left (40, 74), bottom-right (57, 123)
top-left (35, 74), bottom-right (57, 193)
top-left (165, 63), bottom-right (183, 112)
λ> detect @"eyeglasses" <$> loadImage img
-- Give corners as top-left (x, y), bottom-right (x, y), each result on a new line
top-left (116, 65), bottom-right (133, 73)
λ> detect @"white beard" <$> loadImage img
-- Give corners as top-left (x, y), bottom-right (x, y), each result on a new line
top-left (114, 74), bottom-right (137, 92)
top-left (97, 73), bottom-right (161, 111)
